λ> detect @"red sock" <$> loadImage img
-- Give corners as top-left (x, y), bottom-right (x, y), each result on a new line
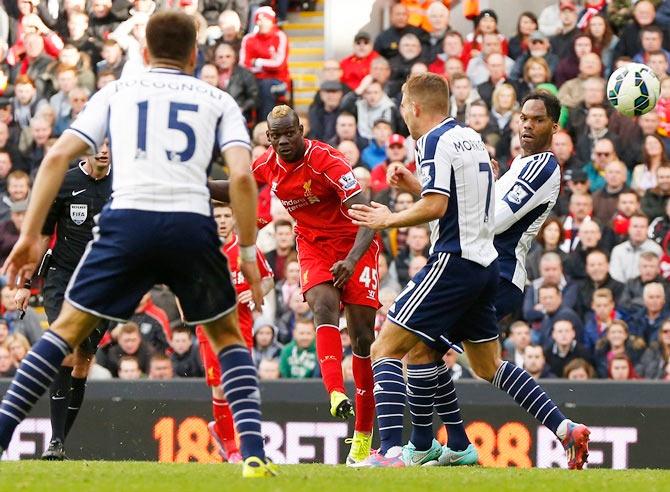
top-left (352, 353), bottom-right (375, 434)
top-left (316, 324), bottom-right (345, 394)
top-left (213, 398), bottom-right (239, 456)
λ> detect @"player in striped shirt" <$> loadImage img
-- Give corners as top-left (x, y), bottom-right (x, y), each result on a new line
top-left (350, 79), bottom-right (590, 469)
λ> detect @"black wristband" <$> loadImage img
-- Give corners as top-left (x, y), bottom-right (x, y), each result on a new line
top-left (23, 280), bottom-right (31, 289)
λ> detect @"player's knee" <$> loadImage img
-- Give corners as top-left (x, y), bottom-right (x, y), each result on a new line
top-left (407, 343), bottom-right (441, 365)
top-left (349, 328), bottom-right (374, 356)
top-left (311, 301), bottom-right (339, 326)
top-left (470, 358), bottom-right (498, 382)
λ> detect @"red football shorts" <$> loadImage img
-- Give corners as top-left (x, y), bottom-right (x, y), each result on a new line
top-left (296, 236), bottom-right (381, 309)
top-left (196, 324), bottom-right (253, 387)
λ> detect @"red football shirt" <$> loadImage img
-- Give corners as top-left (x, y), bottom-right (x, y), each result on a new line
top-left (222, 233), bottom-right (274, 333)
top-left (252, 139), bottom-right (362, 242)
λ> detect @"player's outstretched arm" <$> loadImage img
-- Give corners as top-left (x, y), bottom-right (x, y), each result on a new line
top-left (224, 145), bottom-right (263, 311)
top-left (2, 134), bottom-right (89, 286)
top-left (207, 179), bottom-right (230, 203)
top-left (349, 193), bottom-right (448, 231)
top-left (331, 192), bottom-right (377, 288)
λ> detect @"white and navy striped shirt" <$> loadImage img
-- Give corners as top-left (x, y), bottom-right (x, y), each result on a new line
top-left (493, 151), bottom-right (561, 291)
top-left (66, 68), bottom-right (251, 216)
top-left (416, 117), bottom-right (498, 267)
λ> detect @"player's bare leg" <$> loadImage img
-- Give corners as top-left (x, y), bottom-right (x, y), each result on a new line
top-left (343, 304), bottom-right (376, 465)
top-left (352, 321), bottom-right (419, 468)
top-left (0, 302), bottom-right (101, 452)
top-left (201, 310), bottom-right (276, 477)
top-left (304, 284), bottom-right (354, 420)
top-left (207, 385), bottom-right (242, 463)
top-left (406, 343), bottom-right (477, 466)
top-left (463, 340), bottom-right (590, 470)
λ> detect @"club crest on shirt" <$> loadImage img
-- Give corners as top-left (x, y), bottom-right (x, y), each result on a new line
top-left (70, 204), bottom-right (88, 225)
top-left (338, 172), bottom-right (358, 191)
top-left (507, 184), bottom-right (529, 205)
top-left (302, 180), bottom-right (320, 204)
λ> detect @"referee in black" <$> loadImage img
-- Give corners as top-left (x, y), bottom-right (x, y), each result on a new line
top-left (15, 140), bottom-right (112, 460)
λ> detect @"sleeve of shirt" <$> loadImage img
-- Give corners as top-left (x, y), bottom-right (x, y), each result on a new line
top-left (420, 134), bottom-right (452, 197)
top-left (217, 95), bottom-right (252, 153)
top-left (256, 249), bottom-right (274, 280)
top-left (41, 195), bottom-right (62, 236)
top-left (496, 156), bottom-right (560, 234)
top-left (318, 146), bottom-right (362, 202)
top-left (65, 84), bottom-right (113, 153)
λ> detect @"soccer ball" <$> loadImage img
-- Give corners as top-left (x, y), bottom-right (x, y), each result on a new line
top-left (607, 63), bottom-right (660, 117)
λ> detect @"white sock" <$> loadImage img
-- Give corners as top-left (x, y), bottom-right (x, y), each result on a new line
top-left (385, 446), bottom-right (403, 458)
top-left (556, 419), bottom-right (570, 441)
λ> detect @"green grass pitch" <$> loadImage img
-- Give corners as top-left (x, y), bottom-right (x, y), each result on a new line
top-left (1, 462), bottom-right (669, 492)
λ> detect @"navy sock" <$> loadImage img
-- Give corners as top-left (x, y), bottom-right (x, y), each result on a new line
top-left (372, 357), bottom-right (405, 455)
top-left (64, 377), bottom-right (87, 438)
top-left (435, 362), bottom-right (470, 451)
top-left (48, 366), bottom-right (73, 442)
top-left (218, 345), bottom-right (265, 460)
top-left (493, 361), bottom-right (566, 434)
top-left (0, 331), bottom-right (71, 449)
top-left (406, 363), bottom-right (437, 451)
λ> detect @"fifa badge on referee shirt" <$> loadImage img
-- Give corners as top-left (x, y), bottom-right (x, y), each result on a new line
top-left (70, 204), bottom-right (88, 225)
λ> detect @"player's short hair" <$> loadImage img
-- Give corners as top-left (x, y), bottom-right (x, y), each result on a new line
top-left (119, 322), bottom-right (140, 336)
top-left (640, 251), bottom-right (660, 262)
top-left (269, 104), bottom-right (295, 120)
top-left (401, 72), bottom-right (450, 116)
top-left (592, 288), bottom-right (614, 303)
top-left (521, 90), bottom-right (561, 124)
top-left (274, 219), bottom-right (293, 231)
top-left (146, 11), bottom-right (197, 65)
top-left (563, 358), bottom-right (595, 378)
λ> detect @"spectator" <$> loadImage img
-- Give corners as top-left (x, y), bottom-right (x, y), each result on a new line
top-left (607, 354), bottom-right (639, 380)
top-left (563, 358), bottom-right (596, 379)
top-left (49, 64), bottom-right (77, 120)
top-left (565, 77), bottom-right (606, 143)
top-left (641, 164), bottom-right (670, 220)
top-left (0, 199), bottom-right (23, 263)
top-left (373, 3), bottom-right (428, 60)
top-left (583, 288), bottom-right (621, 353)
top-left (95, 39), bottom-right (125, 79)
top-left (0, 345), bottom-right (16, 378)
top-left (610, 213), bottom-right (663, 283)
top-left (443, 348), bottom-right (472, 380)
top-left (632, 135), bottom-right (670, 196)
top-left (279, 318), bottom-right (318, 379)
top-left (503, 321), bottom-right (532, 367)
top-left (633, 24), bottom-right (670, 66)
top-left (648, 49), bottom-right (670, 79)
top-left (466, 32), bottom-right (514, 87)
top-left (533, 283), bottom-right (584, 347)
top-left (508, 11), bottom-right (538, 61)
top-left (424, 2), bottom-right (451, 61)
top-left (387, 33), bottom-right (426, 98)
top-left (463, 9), bottom-right (509, 62)
top-left (526, 217), bottom-right (568, 281)
top-left (11, 75), bottom-right (47, 130)
top-left (555, 34), bottom-right (594, 90)
top-left (344, 80), bottom-right (399, 141)
top-left (265, 219), bottom-right (296, 283)
top-left (523, 252), bottom-right (578, 323)
top-left (558, 53), bottom-right (603, 110)
top-left (575, 105), bottom-right (615, 166)
top-left (0, 285), bottom-right (42, 345)
top-left (466, 100), bottom-right (499, 151)
top-left (274, 255), bottom-right (300, 320)
top-left (89, 0), bottom-right (123, 41)
top-left (340, 31), bottom-right (378, 92)
top-left (393, 225), bottom-right (430, 286)
top-left (583, 138), bottom-right (618, 192)
top-left (545, 319), bottom-right (591, 377)
top-left (449, 72), bottom-right (480, 124)
top-left (511, 30), bottom-right (558, 82)
top-left (629, 282), bottom-right (670, 343)
top-left (548, 1), bottom-right (579, 58)
top-left (212, 41), bottom-right (258, 122)
top-left (361, 118), bottom-right (393, 170)
top-left (523, 344), bottom-right (555, 379)
top-left (649, 197), bottom-right (670, 246)
top-left (252, 317), bottom-right (282, 368)
top-left (614, 0), bottom-right (667, 60)
top-left (148, 353), bottom-right (173, 380)
top-left (118, 355), bottom-right (143, 380)
top-left (596, 319), bottom-right (647, 379)
top-left (170, 325), bottom-right (203, 378)
top-left (327, 112), bottom-right (367, 151)
top-left (10, 33), bottom-right (56, 96)
top-left (338, 140), bottom-right (361, 167)
top-left (552, 131), bottom-right (582, 183)
top-left (429, 31), bottom-right (466, 74)
top-left (307, 80), bottom-right (344, 142)
top-left (276, 288), bottom-right (312, 345)
top-left (369, 133), bottom-right (414, 194)
top-left (0, 170), bottom-right (30, 222)
top-left (516, 56), bottom-right (554, 102)
top-left (576, 249), bottom-right (625, 319)
top-left (55, 44), bottom-right (96, 92)
top-left (6, 333), bottom-right (30, 368)
top-left (97, 322), bottom-right (152, 377)
top-left (66, 11), bottom-right (102, 67)
top-left (0, 150), bottom-right (11, 195)
top-left (636, 318), bottom-right (670, 378)
top-left (591, 160), bottom-right (631, 224)
top-left (488, 83), bottom-right (518, 134)
top-left (53, 85), bottom-right (88, 136)
top-left (611, 191), bottom-right (641, 244)
top-left (130, 291), bottom-right (170, 354)
top-left (585, 14), bottom-right (618, 75)
top-left (258, 358), bottom-right (281, 380)
top-left (17, 115), bottom-right (52, 173)
top-left (564, 220), bottom-right (607, 280)
top-left (476, 54), bottom-right (514, 110)
top-left (199, 63), bottom-right (218, 87)
top-left (620, 252), bottom-right (670, 313)
top-left (239, 6), bottom-right (289, 120)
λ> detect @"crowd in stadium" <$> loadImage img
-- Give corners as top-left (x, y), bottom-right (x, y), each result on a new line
top-left (0, 0), bottom-right (670, 384)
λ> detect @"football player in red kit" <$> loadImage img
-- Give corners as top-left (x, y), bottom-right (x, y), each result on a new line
top-left (209, 105), bottom-right (380, 465)
top-left (196, 202), bottom-right (275, 463)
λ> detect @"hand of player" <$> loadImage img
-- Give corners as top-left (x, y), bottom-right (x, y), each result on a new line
top-left (14, 287), bottom-right (31, 311)
top-left (237, 289), bottom-right (253, 305)
top-left (330, 258), bottom-right (356, 289)
top-left (491, 158), bottom-right (500, 180)
top-left (387, 163), bottom-right (421, 194)
top-left (1, 235), bottom-right (42, 288)
top-left (349, 202), bottom-right (392, 230)
top-left (240, 260), bottom-right (264, 313)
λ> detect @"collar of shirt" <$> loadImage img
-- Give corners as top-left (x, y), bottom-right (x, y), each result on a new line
top-left (78, 161), bottom-right (111, 180)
